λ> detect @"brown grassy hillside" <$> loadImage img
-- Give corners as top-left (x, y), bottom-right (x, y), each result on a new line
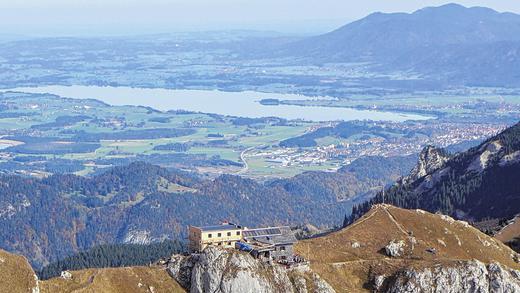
top-left (0, 249), bottom-right (39, 293)
top-left (496, 217), bottom-right (520, 243)
top-left (295, 204), bottom-right (520, 292)
top-left (0, 248), bottom-right (184, 293)
top-left (40, 266), bottom-right (185, 293)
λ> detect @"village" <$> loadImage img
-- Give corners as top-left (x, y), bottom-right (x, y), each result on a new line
top-left (243, 122), bottom-right (505, 169)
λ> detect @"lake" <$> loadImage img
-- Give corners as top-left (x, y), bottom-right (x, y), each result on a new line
top-left (4, 85), bottom-right (433, 122)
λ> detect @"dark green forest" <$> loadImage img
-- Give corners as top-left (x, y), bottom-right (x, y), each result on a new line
top-left (37, 240), bottom-right (186, 280)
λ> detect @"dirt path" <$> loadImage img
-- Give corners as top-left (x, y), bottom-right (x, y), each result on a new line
top-left (383, 207), bottom-right (409, 236)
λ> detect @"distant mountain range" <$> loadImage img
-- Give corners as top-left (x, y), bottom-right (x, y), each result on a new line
top-left (283, 3), bottom-right (520, 87)
top-left (350, 121), bottom-right (520, 229)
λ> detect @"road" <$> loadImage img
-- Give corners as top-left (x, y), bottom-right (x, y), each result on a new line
top-left (236, 146), bottom-right (256, 175)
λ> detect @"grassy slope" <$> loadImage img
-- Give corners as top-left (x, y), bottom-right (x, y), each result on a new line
top-left (0, 249), bottom-right (38, 293)
top-left (295, 204), bottom-right (520, 292)
top-left (41, 266), bottom-right (185, 293)
top-left (0, 248), bottom-right (185, 293)
top-left (496, 217), bottom-right (520, 243)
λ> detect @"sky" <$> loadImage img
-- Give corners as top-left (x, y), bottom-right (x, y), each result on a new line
top-left (1, 0), bottom-right (520, 36)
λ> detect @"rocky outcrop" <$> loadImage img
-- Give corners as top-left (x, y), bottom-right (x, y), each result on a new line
top-left (384, 240), bottom-right (406, 257)
top-left (403, 145), bottom-right (450, 184)
top-left (167, 247), bottom-right (335, 293)
top-left (377, 260), bottom-right (520, 293)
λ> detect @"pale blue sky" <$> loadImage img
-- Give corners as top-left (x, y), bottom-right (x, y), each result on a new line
top-left (1, 0), bottom-right (519, 36)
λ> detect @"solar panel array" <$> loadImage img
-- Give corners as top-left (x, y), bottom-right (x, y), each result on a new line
top-left (243, 228), bottom-right (281, 238)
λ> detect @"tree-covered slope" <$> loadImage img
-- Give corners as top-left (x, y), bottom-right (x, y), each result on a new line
top-left (0, 154), bottom-right (412, 269)
top-left (349, 122), bottom-right (520, 224)
top-left (37, 240), bottom-right (185, 280)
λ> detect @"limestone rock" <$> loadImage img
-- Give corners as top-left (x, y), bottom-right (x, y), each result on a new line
top-left (167, 247), bottom-right (335, 293)
top-left (60, 271), bottom-right (72, 280)
top-left (403, 146), bottom-right (450, 183)
top-left (385, 240), bottom-right (405, 257)
top-left (381, 260), bottom-right (520, 293)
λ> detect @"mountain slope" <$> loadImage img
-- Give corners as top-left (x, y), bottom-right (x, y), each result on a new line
top-left (0, 248), bottom-right (185, 293)
top-left (0, 249), bottom-right (39, 293)
top-left (290, 4), bottom-right (520, 61)
top-left (296, 204), bottom-right (520, 291)
top-left (283, 4), bottom-right (520, 87)
top-left (0, 154), bottom-right (412, 269)
top-left (40, 266), bottom-right (185, 293)
top-left (2, 205), bottom-right (519, 292)
top-left (350, 121), bottom-right (520, 224)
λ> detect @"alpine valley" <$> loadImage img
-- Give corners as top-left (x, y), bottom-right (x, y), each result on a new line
top-left (0, 3), bottom-right (520, 293)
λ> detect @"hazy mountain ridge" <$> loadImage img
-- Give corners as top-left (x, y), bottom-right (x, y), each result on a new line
top-left (283, 3), bottom-right (520, 87)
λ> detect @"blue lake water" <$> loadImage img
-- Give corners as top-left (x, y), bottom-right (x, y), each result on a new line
top-left (5, 85), bottom-right (433, 122)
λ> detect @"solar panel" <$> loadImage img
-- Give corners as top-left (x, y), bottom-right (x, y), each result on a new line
top-left (243, 228), bottom-right (282, 237)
